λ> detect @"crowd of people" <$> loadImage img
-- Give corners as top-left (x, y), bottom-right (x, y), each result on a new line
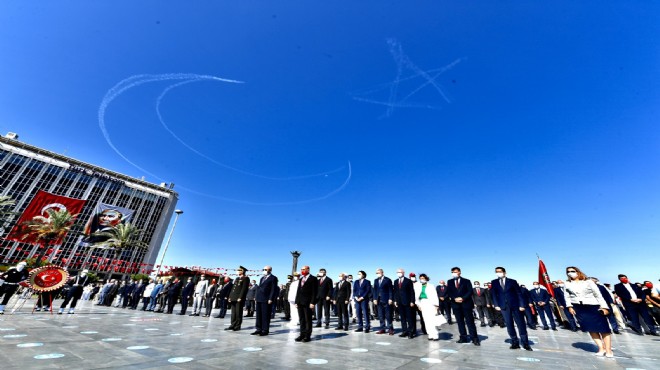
top-left (1, 261), bottom-right (659, 358)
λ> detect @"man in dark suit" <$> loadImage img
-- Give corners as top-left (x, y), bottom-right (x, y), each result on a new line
top-left (436, 280), bottom-right (453, 324)
top-left (353, 270), bottom-right (372, 333)
top-left (393, 268), bottom-right (416, 338)
top-left (447, 267), bottom-right (480, 346)
top-left (252, 265), bottom-right (279, 336)
top-left (178, 277), bottom-right (194, 315)
top-left (166, 278), bottom-right (181, 314)
top-left (122, 280), bottom-right (136, 308)
top-left (472, 281), bottom-right (489, 327)
top-left (520, 285), bottom-right (538, 329)
top-left (226, 266), bottom-right (250, 331)
top-left (213, 276), bottom-right (232, 318)
top-left (614, 274), bottom-right (659, 336)
top-left (130, 280), bottom-right (146, 310)
top-left (315, 268), bottom-right (333, 329)
top-left (529, 282), bottom-right (557, 330)
top-left (295, 265), bottom-right (318, 342)
top-left (373, 268), bottom-right (394, 335)
top-left (333, 273), bottom-right (351, 330)
top-left (490, 266), bottom-right (531, 350)
top-left (553, 279), bottom-right (578, 331)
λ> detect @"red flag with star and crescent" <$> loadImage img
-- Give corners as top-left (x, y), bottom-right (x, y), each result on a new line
top-left (538, 258), bottom-right (555, 298)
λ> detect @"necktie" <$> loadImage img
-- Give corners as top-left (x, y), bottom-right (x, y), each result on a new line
top-left (455, 279), bottom-right (459, 288)
top-left (399, 278), bottom-right (402, 288)
top-left (500, 278), bottom-right (505, 288)
top-left (301, 276), bottom-right (306, 287)
top-left (477, 288), bottom-right (481, 296)
top-left (320, 277), bottom-right (324, 285)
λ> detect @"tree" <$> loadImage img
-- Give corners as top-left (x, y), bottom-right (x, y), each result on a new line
top-left (89, 223), bottom-right (148, 279)
top-left (0, 195), bottom-right (16, 227)
top-left (20, 208), bottom-right (77, 263)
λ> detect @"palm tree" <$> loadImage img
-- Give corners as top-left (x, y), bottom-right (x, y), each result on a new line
top-left (20, 208), bottom-right (77, 263)
top-left (89, 223), bottom-right (148, 279)
top-left (0, 195), bottom-right (16, 225)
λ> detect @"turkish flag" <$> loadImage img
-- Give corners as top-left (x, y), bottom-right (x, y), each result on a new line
top-left (6, 190), bottom-right (86, 244)
top-left (538, 259), bottom-right (555, 298)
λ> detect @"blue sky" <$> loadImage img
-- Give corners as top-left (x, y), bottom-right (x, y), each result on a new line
top-left (1, 1), bottom-right (659, 286)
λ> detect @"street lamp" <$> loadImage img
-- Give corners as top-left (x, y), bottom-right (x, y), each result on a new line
top-left (290, 250), bottom-right (301, 275)
top-left (155, 209), bottom-right (183, 277)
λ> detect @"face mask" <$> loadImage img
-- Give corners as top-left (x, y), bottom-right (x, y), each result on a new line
top-left (645, 283), bottom-right (653, 289)
top-left (619, 277), bottom-right (629, 284)
top-left (567, 272), bottom-right (578, 279)
top-left (558, 283), bottom-right (564, 287)
top-left (495, 272), bottom-right (504, 278)
top-left (533, 285), bottom-right (539, 289)
top-left (263, 270), bottom-right (269, 276)
top-left (348, 278), bottom-right (353, 282)
top-left (318, 272), bottom-right (325, 277)
top-left (452, 272), bottom-right (459, 278)
top-left (474, 285), bottom-right (480, 288)
top-left (301, 270), bottom-right (309, 276)
top-left (420, 279), bottom-right (427, 284)
top-left (396, 272), bottom-right (403, 278)
top-left (358, 275), bottom-right (364, 280)
top-left (439, 283), bottom-right (445, 287)
top-left (201, 277), bottom-right (206, 280)
top-left (376, 273), bottom-right (382, 278)
top-left (411, 278), bottom-right (417, 282)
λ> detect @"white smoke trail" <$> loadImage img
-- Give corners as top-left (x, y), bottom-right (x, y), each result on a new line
top-left (155, 79), bottom-right (347, 181)
top-left (98, 73), bottom-right (351, 205)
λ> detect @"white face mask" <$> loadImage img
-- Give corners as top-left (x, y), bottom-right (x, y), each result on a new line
top-left (533, 285), bottom-right (540, 289)
top-left (411, 278), bottom-right (417, 282)
top-left (558, 283), bottom-right (564, 287)
top-left (358, 275), bottom-right (364, 280)
top-left (420, 279), bottom-right (427, 284)
top-left (318, 272), bottom-right (325, 277)
top-left (376, 273), bottom-right (382, 278)
top-left (396, 272), bottom-right (403, 278)
top-left (263, 270), bottom-right (269, 276)
top-left (567, 272), bottom-right (578, 279)
top-left (496, 272), bottom-right (504, 278)
top-left (451, 272), bottom-right (459, 278)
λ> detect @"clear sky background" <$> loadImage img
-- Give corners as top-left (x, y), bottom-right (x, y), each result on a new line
top-left (1, 1), bottom-right (659, 286)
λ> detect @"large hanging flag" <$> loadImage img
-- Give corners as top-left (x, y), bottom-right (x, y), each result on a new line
top-left (538, 257), bottom-right (556, 298)
top-left (6, 190), bottom-right (86, 244)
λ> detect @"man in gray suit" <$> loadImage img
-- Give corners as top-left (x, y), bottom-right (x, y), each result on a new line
top-left (473, 281), bottom-right (489, 327)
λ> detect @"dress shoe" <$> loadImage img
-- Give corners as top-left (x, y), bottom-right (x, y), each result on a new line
top-left (364, 329), bottom-right (370, 333)
top-left (224, 327), bottom-right (234, 331)
top-left (325, 324), bottom-right (329, 329)
top-left (523, 345), bottom-right (533, 351)
top-left (408, 334), bottom-right (415, 339)
top-left (447, 321), bottom-right (454, 325)
top-left (335, 326), bottom-right (343, 330)
top-left (489, 323), bottom-right (495, 327)
top-left (612, 329), bottom-right (620, 334)
top-left (259, 332), bottom-right (269, 336)
top-left (251, 331), bottom-right (261, 335)
top-left (510, 343), bottom-right (521, 349)
top-left (399, 333), bottom-right (408, 338)
top-left (456, 338), bottom-right (469, 344)
top-left (388, 329), bottom-right (394, 335)
top-left (480, 323), bottom-right (487, 327)
top-left (302, 337), bottom-right (311, 342)
top-left (232, 328), bottom-right (240, 331)
top-left (375, 330), bottom-right (386, 334)
top-left (650, 332), bottom-right (660, 336)
top-left (354, 328), bottom-right (363, 332)
top-left (472, 339), bottom-right (481, 346)
top-left (176, 313), bottom-right (184, 315)
top-left (315, 323), bottom-right (322, 328)
top-left (543, 327), bottom-right (549, 330)
top-left (295, 336), bottom-right (303, 342)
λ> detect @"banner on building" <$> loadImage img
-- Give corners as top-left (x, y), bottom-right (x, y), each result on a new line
top-left (5, 190), bottom-right (86, 244)
top-left (79, 202), bottom-right (135, 246)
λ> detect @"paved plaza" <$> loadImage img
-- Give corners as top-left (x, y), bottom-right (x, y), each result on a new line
top-left (0, 299), bottom-right (658, 369)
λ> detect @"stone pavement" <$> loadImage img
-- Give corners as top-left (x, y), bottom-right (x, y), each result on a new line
top-left (0, 300), bottom-right (658, 369)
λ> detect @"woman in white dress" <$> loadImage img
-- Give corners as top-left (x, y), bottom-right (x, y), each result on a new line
top-left (414, 273), bottom-right (447, 340)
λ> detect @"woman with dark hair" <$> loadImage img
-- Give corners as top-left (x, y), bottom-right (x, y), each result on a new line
top-left (413, 273), bottom-right (446, 341)
top-left (564, 266), bottom-right (613, 358)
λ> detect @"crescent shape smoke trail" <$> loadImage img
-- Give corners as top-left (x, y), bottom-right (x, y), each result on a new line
top-left (98, 73), bottom-right (352, 205)
top-left (98, 74), bottom-right (245, 180)
top-left (156, 79), bottom-right (347, 180)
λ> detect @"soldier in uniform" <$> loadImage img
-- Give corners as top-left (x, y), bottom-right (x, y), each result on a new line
top-left (225, 266), bottom-right (249, 331)
top-left (0, 261), bottom-right (29, 314)
top-left (58, 269), bottom-right (90, 314)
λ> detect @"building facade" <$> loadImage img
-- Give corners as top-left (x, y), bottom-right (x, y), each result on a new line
top-left (0, 133), bottom-right (179, 275)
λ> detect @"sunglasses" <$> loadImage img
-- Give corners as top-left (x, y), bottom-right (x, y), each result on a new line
top-left (566, 270), bottom-right (577, 273)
